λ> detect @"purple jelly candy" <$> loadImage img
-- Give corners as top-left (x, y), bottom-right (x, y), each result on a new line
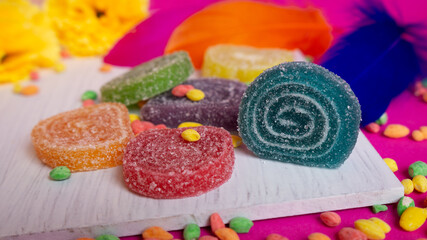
top-left (141, 78), bottom-right (247, 131)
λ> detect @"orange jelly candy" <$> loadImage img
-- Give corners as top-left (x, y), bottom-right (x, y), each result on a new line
top-left (31, 103), bottom-right (133, 172)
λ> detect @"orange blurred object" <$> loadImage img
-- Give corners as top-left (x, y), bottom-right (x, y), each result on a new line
top-left (165, 1), bottom-right (332, 68)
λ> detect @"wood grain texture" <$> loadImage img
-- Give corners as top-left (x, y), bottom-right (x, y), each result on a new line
top-left (0, 58), bottom-right (403, 240)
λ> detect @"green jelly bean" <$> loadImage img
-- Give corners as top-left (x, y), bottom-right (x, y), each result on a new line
top-left (397, 196), bottom-right (415, 216)
top-left (49, 166), bottom-right (71, 181)
top-left (408, 161), bottom-right (427, 178)
top-left (229, 217), bottom-right (254, 233)
top-left (372, 204), bottom-right (388, 213)
top-left (95, 234), bottom-right (119, 240)
top-left (375, 113), bottom-right (388, 125)
top-left (422, 78), bottom-right (427, 87)
top-left (183, 223), bottom-right (200, 240)
top-left (81, 90), bottom-right (98, 101)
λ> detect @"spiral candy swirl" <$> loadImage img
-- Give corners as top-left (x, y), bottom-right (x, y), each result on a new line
top-left (238, 62), bottom-right (361, 168)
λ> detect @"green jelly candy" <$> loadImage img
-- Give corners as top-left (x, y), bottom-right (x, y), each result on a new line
top-left (397, 196), bottom-right (415, 216)
top-left (49, 166), bottom-right (71, 181)
top-left (372, 204), bottom-right (388, 213)
top-left (408, 161), bottom-right (427, 178)
top-left (375, 113), bottom-right (388, 125)
top-left (238, 62), bottom-right (361, 168)
top-left (81, 90), bottom-right (98, 101)
top-left (183, 223), bottom-right (200, 240)
top-left (101, 51), bottom-right (194, 105)
top-left (95, 235), bottom-right (119, 240)
top-left (229, 217), bottom-right (254, 233)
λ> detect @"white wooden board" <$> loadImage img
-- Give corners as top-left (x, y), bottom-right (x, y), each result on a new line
top-left (0, 58), bottom-right (403, 240)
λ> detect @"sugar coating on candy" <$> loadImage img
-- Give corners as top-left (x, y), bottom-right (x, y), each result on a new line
top-left (31, 103), bottom-right (133, 172)
top-left (101, 51), bottom-right (194, 105)
top-left (238, 62), bottom-right (361, 168)
top-left (123, 126), bottom-right (234, 199)
top-left (141, 78), bottom-right (247, 131)
top-left (202, 44), bottom-right (304, 83)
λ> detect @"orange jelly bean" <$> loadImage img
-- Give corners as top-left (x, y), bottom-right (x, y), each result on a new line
top-left (31, 103), bottom-right (133, 172)
top-left (20, 85), bottom-right (39, 96)
top-left (215, 228), bottom-right (239, 240)
top-left (142, 226), bottom-right (173, 240)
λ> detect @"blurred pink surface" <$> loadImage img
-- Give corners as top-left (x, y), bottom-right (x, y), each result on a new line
top-left (120, 90), bottom-right (427, 239)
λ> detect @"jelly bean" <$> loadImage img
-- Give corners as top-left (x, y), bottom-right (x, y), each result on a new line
top-left (183, 223), bottom-right (200, 240)
top-left (423, 93), bottom-right (427, 103)
top-left (229, 217), bottom-right (253, 233)
top-left (265, 233), bottom-right (289, 240)
top-left (210, 213), bottom-right (225, 233)
top-left (364, 123), bottom-right (380, 133)
top-left (129, 114), bottom-right (140, 122)
top-left (13, 83), bottom-right (22, 93)
top-left (172, 84), bottom-right (195, 97)
top-left (95, 235), bottom-right (119, 240)
top-left (181, 129), bottom-right (201, 142)
top-left (49, 166), bottom-right (71, 181)
top-left (371, 204), bottom-right (388, 213)
top-left (420, 126), bottom-right (427, 138)
top-left (131, 120), bottom-right (155, 135)
top-left (178, 122), bottom-right (203, 128)
top-left (397, 196), bottom-right (415, 216)
top-left (319, 211), bottom-right (341, 227)
top-left (354, 219), bottom-right (385, 240)
top-left (142, 226), bottom-right (173, 240)
top-left (408, 161), bottom-right (427, 178)
top-left (54, 63), bottom-right (66, 72)
top-left (214, 228), bottom-right (239, 240)
top-left (231, 135), bottom-right (242, 148)
top-left (337, 227), bottom-right (367, 240)
top-left (30, 71), bottom-right (39, 81)
top-left (399, 207), bottom-right (427, 231)
top-left (199, 236), bottom-right (219, 240)
top-left (375, 113), bottom-right (388, 125)
top-left (383, 124), bottom-right (410, 138)
top-left (82, 99), bottom-right (95, 107)
top-left (412, 175), bottom-right (427, 193)
top-left (21, 85), bottom-right (39, 96)
top-left (60, 49), bottom-right (71, 58)
top-left (81, 90), bottom-right (98, 101)
top-left (100, 64), bottom-right (112, 72)
top-left (383, 158), bottom-right (398, 172)
top-left (186, 89), bottom-right (205, 101)
top-left (412, 130), bottom-right (424, 141)
top-left (401, 179), bottom-right (414, 195)
top-left (308, 232), bottom-right (330, 240)
top-left (368, 218), bottom-right (390, 233)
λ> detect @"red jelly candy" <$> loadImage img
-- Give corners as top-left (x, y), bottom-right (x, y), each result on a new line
top-left (123, 126), bottom-right (235, 199)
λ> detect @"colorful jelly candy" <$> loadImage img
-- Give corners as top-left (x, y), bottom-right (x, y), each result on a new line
top-left (202, 44), bottom-right (304, 83)
top-left (122, 126), bottom-right (234, 198)
top-left (238, 62), bottom-right (361, 168)
top-left (31, 103), bottom-right (133, 172)
top-left (101, 51), bottom-right (194, 105)
top-left (141, 78), bottom-right (247, 131)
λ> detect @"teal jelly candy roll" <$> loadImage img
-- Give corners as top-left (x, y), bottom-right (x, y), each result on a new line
top-left (101, 51), bottom-right (194, 105)
top-left (238, 62), bottom-right (361, 168)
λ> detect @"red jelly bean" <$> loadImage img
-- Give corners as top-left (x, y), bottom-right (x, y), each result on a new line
top-left (364, 123), bottom-right (380, 133)
top-left (172, 84), bottom-right (195, 97)
top-left (154, 124), bottom-right (168, 129)
top-left (123, 126), bottom-right (235, 199)
top-left (337, 227), bottom-right (367, 240)
top-left (210, 213), bottom-right (225, 233)
top-left (131, 120), bottom-right (155, 135)
top-left (266, 233), bottom-right (289, 240)
top-left (82, 99), bottom-right (95, 107)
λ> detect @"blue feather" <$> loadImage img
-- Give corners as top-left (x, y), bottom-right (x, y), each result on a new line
top-left (320, 6), bottom-right (420, 126)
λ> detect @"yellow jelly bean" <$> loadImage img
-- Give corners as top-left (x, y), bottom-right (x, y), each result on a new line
top-left (383, 124), bottom-right (410, 138)
top-left (399, 207), bottom-right (427, 231)
top-left (369, 218), bottom-right (391, 233)
top-left (401, 179), bottom-right (414, 195)
top-left (181, 129), bottom-right (201, 142)
top-left (354, 219), bottom-right (385, 240)
top-left (412, 175), bottom-right (427, 193)
top-left (12, 83), bottom-right (22, 93)
top-left (178, 122), bottom-right (203, 128)
top-left (54, 63), bottom-right (66, 73)
top-left (383, 158), bottom-right (398, 172)
top-left (412, 130), bottom-right (424, 141)
top-left (129, 114), bottom-right (140, 122)
top-left (186, 89), bottom-right (205, 101)
top-left (231, 135), bottom-right (242, 148)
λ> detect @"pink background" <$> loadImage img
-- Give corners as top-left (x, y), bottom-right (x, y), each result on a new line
top-left (121, 89), bottom-right (427, 239)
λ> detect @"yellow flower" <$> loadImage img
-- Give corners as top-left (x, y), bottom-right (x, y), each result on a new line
top-left (0, 0), bottom-right (60, 83)
top-left (46, 0), bottom-right (149, 56)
